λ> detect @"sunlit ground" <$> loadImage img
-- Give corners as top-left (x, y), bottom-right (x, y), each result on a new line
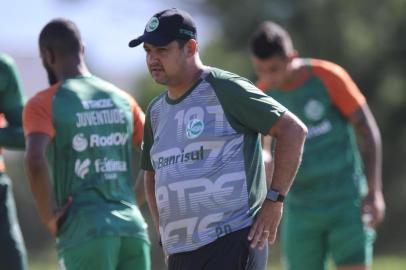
top-left (29, 249), bottom-right (406, 270)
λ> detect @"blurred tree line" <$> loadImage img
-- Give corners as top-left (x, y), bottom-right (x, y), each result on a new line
top-left (7, 0), bottom-right (405, 268)
top-left (134, 0), bottom-right (406, 255)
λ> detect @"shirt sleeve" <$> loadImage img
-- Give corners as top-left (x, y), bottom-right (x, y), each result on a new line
top-left (312, 59), bottom-right (366, 117)
top-left (0, 54), bottom-right (25, 148)
top-left (208, 75), bottom-right (287, 135)
top-left (140, 106), bottom-right (154, 171)
top-left (119, 90), bottom-right (145, 146)
top-left (23, 85), bottom-right (58, 138)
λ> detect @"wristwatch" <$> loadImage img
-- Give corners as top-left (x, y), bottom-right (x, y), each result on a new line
top-left (266, 188), bottom-right (285, 203)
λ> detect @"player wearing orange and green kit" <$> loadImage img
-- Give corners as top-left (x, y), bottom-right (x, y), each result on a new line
top-left (0, 53), bottom-right (28, 270)
top-left (249, 22), bottom-right (385, 270)
top-left (23, 19), bottom-right (150, 270)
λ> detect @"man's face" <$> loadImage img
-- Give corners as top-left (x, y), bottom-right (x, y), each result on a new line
top-left (143, 40), bottom-right (188, 86)
top-left (251, 55), bottom-right (291, 89)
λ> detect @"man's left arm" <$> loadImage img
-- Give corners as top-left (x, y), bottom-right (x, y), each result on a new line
top-left (249, 111), bottom-right (307, 249)
top-left (348, 103), bottom-right (385, 228)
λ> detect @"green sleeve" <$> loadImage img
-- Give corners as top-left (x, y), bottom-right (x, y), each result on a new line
top-left (140, 105), bottom-right (154, 171)
top-left (207, 70), bottom-right (287, 135)
top-left (0, 54), bottom-right (25, 148)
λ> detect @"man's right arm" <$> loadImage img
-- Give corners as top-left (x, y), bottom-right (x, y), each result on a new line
top-left (24, 133), bottom-right (67, 236)
top-left (144, 170), bottom-right (160, 237)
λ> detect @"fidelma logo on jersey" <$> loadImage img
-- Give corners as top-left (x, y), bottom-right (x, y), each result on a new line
top-left (186, 119), bottom-right (204, 139)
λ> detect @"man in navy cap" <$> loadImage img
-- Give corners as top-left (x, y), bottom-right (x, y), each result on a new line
top-left (130, 8), bottom-right (308, 270)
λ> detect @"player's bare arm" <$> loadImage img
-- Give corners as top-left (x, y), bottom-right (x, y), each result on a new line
top-left (249, 111), bottom-right (307, 249)
top-left (144, 170), bottom-right (160, 236)
top-left (348, 104), bottom-right (385, 228)
top-left (134, 170), bottom-right (146, 206)
top-left (262, 135), bottom-right (274, 187)
top-left (24, 132), bottom-right (71, 237)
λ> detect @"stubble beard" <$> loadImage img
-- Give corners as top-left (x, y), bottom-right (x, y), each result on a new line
top-left (45, 67), bottom-right (58, 85)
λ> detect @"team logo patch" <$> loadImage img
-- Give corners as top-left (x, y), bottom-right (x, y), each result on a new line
top-left (304, 99), bottom-right (325, 121)
top-left (72, 133), bottom-right (88, 152)
top-left (186, 119), bottom-right (204, 139)
top-left (75, 158), bottom-right (91, 179)
top-left (146, 17), bottom-right (159, 32)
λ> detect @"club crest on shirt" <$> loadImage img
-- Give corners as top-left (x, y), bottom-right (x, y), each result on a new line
top-left (186, 119), bottom-right (204, 139)
top-left (304, 99), bottom-right (325, 121)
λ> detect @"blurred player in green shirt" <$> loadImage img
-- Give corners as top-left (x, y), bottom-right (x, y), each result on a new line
top-left (250, 21), bottom-right (385, 270)
top-left (23, 19), bottom-right (150, 270)
top-left (0, 53), bottom-right (28, 270)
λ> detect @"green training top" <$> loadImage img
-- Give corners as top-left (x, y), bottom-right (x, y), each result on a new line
top-left (0, 54), bottom-right (25, 175)
top-left (23, 75), bottom-right (148, 251)
top-left (262, 59), bottom-right (367, 208)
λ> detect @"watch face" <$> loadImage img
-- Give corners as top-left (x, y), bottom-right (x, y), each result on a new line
top-left (266, 188), bottom-right (284, 202)
top-left (266, 189), bottom-right (278, 201)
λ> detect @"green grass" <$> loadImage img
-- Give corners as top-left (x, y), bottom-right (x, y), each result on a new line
top-left (266, 256), bottom-right (406, 270)
top-left (29, 251), bottom-right (406, 270)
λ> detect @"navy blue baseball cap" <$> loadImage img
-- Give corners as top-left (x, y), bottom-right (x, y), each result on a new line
top-left (129, 8), bottom-right (197, 48)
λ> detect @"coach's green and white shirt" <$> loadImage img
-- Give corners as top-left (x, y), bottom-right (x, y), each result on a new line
top-left (141, 67), bottom-right (287, 255)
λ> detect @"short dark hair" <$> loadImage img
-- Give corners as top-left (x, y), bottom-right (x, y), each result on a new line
top-left (176, 39), bottom-right (188, 49)
top-left (249, 21), bottom-right (294, 59)
top-left (39, 18), bottom-right (82, 55)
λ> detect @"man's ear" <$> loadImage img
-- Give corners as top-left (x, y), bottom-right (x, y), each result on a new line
top-left (42, 47), bottom-right (56, 66)
top-left (186, 39), bottom-right (198, 57)
top-left (287, 50), bottom-right (299, 62)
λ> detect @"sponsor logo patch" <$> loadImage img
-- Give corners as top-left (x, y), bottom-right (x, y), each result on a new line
top-left (72, 132), bottom-right (128, 152)
top-left (75, 158), bottom-right (91, 179)
top-left (72, 133), bottom-right (88, 152)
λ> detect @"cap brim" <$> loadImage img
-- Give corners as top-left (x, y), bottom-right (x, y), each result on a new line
top-left (128, 33), bottom-right (175, 48)
top-left (129, 37), bottom-right (143, 48)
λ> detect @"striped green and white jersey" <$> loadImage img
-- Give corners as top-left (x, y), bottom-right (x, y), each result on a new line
top-left (141, 67), bottom-right (286, 255)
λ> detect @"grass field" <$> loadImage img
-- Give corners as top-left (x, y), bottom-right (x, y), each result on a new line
top-left (29, 252), bottom-right (406, 270)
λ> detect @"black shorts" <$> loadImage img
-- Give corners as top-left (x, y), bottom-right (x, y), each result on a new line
top-left (168, 227), bottom-right (268, 270)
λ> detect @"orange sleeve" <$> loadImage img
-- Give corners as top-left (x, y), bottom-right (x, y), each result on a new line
top-left (23, 84), bottom-right (59, 138)
top-left (255, 79), bottom-right (269, 92)
top-left (119, 90), bottom-right (145, 145)
top-left (312, 59), bottom-right (366, 117)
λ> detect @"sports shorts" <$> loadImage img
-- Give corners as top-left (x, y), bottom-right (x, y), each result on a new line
top-left (58, 236), bottom-right (150, 270)
top-left (282, 200), bottom-right (376, 270)
top-left (168, 227), bottom-right (268, 270)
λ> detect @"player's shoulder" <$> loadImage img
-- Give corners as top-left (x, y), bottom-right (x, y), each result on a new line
top-left (147, 91), bottom-right (166, 114)
top-left (309, 58), bottom-right (349, 79)
top-left (88, 75), bottom-right (139, 104)
top-left (204, 66), bottom-right (256, 93)
top-left (0, 53), bottom-right (14, 66)
top-left (0, 53), bottom-right (17, 77)
top-left (26, 84), bottom-right (60, 108)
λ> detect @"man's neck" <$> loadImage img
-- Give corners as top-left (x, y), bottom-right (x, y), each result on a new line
top-left (59, 58), bottom-right (91, 81)
top-left (167, 64), bottom-right (205, 100)
top-left (280, 58), bottom-right (309, 90)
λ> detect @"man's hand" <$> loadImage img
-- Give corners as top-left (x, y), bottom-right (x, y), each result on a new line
top-left (362, 190), bottom-right (385, 228)
top-left (45, 196), bottom-right (73, 237)
top-left (248, 200), bottom-right (283, 250)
